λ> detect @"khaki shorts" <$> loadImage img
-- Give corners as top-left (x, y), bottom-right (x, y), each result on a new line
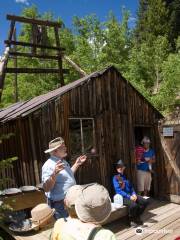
top-left (136, 170), bottom-right (152, 192)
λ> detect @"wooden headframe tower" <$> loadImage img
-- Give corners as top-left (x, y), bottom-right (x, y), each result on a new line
top-left (0, 14), bottom-right (67, 102)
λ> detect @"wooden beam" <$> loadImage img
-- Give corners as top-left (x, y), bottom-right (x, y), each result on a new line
top-left (5, 40), bottom-right (65, 51)
top-left (9, 51), bottom-right (61, 60)
top-left (54, 26), bottom-right (64, 86)
top-left (13, 28), bottom-right (18, 102)
top-left (6, 67), bottom-right (69, 74)
top-left (63, 55), bottom-right (87, 77)
top-left (7, 20), bottom-right (15, 42)
top-left (7, 14), bottom-right (61, 28)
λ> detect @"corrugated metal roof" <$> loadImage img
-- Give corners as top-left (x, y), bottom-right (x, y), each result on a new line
top-left (0, 66), bottom-right (163, 122)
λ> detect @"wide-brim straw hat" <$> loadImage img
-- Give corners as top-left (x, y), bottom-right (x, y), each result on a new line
top-left (9, 204), bottom-right (55, 233)
top-left (30, 203), bottom-right (55, 229)
top-left (44, 137), bottom-right (64, 153)
top-left (75, 183), bottom-right (111, 224)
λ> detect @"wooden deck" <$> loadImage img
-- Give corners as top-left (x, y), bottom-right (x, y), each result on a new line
top-left (1, 200), bottom-right (180, 240)
top-left (107, 200), bottom-right (180, 240)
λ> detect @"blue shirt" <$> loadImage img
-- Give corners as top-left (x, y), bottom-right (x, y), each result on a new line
top-left (136, 149), bottom-right (155, 172)
top-left (112, 173), bottom-right (136, 199)
top-left (42, 156), bottom-right (76, 201)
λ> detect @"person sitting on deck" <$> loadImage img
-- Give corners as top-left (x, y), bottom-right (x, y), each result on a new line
top-left (42, 137), bottom-right (87, 220)
top-left (52, 183), bottom-right (116, 240)
top-left (112, 160), bottom-right (149, 227)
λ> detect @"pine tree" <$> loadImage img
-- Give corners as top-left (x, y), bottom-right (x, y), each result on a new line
top-left (164, 0), bottom-right (180, 48)
top-left (135, 0), bottom-right (169, 44)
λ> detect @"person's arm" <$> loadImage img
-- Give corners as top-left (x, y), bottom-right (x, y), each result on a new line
top-left (43, 172), bottom-right (57, 192)
top-left (112, 177), bottom-right (131, 199)
top-left (42, 160), bottom-right (64, 192)
top-left (71, 155), bottom-right (87, 173)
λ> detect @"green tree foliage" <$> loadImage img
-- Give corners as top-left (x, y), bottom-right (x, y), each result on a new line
top-left (0, 134), bottom-right (17, 223)
top-left (135, 0), bottom-right (169, 44)
top-left (1, 3), bottom-right (179, 114)
top-left (165, 0), bottom-right (180, 48)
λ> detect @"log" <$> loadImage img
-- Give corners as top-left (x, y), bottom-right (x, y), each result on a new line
top-left (6, 68), bottom-right (69, 74)
top-left (54, 26), bottom-right (64, 86)
top-left (7, 14), bottom-right (61, 27)
top-left (63, 55), bottom-right (87, 77)
top-left (5, 40), bottom-right (65, 51)
top-left (9, 51), bottom-right (61, 60)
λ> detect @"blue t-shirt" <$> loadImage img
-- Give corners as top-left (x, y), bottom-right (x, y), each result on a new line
top-left (137, 149), bottom-right (155, 172)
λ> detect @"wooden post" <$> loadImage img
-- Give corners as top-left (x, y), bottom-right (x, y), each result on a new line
top-left (13, 28), bottom-right (18, 102)
top-left (54, 26), bottom-right (64, 86)
top-left (31, 24), bottom-right (37, 55)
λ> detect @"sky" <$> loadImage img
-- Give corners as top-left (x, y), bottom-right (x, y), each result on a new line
top-left (0, 0), bottom-right (139, 56)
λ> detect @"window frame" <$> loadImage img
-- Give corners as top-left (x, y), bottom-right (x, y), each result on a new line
top-left (69, 117), bottom-right (96, 156)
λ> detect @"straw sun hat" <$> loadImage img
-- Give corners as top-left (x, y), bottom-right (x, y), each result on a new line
top-left (75, 183), bottom-right (111, 224)
top-left (31, 203), bottom-right (55, 228)
top-left (44, 137), bottom-right (64, 153)
top-left (9, 204), bottom-right (55, 233)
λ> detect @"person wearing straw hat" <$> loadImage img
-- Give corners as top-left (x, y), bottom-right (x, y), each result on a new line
top-left (42, 137), bottom-right (87, 220)
top-left (136, 136), bottom-right (155, 196)
top-left (113, 160), bottom-right (149, 227)
top-left (52, 183), bottom-right (116, 240)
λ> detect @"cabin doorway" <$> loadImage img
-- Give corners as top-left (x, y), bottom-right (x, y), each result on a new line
top-left (134, 126), bottom-right (155, 197)
top-left (134, 126), bottom-right (152, 146)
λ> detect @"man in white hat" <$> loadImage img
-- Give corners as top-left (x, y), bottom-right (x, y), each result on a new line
top-left (42, 137), bottom-right (87, 219)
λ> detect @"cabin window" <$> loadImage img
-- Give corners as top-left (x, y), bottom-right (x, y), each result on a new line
top-left (69, 118), bottom-right (95, 157)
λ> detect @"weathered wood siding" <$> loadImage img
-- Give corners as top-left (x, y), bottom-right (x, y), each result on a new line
top-left (160, 125), bottom-right (180, 196)
top-left (0, 68), bottom-right (165, 197)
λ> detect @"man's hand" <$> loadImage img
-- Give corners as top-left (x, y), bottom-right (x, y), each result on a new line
top-left (54, 160), bottom-right (64, 176)
top-left (130, 194), bottom-right (137, 201)
top-left (75, 155), bottom-right (87, 166)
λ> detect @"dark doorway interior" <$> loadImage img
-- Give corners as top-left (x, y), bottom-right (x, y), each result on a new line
top-left (134, 126), bottom-right (152, 146)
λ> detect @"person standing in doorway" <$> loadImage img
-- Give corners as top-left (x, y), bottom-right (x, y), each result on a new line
top-left (135, 136), bottom-right (155, 196)
top-left (42, 137), bottom-right (87, 220)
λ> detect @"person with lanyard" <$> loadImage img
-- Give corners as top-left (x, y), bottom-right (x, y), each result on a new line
top-left (112, 160), bottom-right (149, 227)
top-left (135, 136), bottom-right (155, 196)
top-left (42, 137), bottom-right (87, 220)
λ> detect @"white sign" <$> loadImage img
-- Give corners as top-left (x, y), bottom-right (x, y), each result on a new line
top-left (163, 127), bottom-right (174, 137)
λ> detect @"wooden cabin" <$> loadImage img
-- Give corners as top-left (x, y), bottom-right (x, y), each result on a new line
top-left (0, 66), bottom-right (167, 198)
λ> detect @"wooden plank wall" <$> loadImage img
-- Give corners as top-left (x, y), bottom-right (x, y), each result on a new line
top-left (0, 68), bottom-right (166, 197)
top-left (160, 127), bottom-right (180, 196)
